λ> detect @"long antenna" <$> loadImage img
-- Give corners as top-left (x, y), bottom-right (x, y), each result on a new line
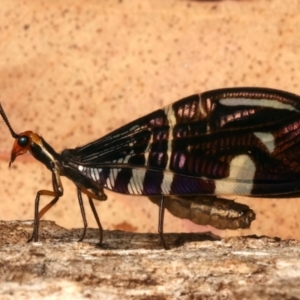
top-left (0, 103), bottom-right (19, 138)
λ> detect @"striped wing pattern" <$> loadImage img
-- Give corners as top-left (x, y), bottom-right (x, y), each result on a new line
top-left (63, 87), bottom-right (300, 196)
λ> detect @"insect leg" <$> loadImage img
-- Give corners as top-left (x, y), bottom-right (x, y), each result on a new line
top-left (77, 187), bottom-right (103, 244)
top-left (158, 195), bottom-right (168, 250)
top-left (76, 188), bottom-right (88, 242)
top-left (88, 197), bottom-right (103, 245)
top-left (28, 169), bottom-right (63, 242)
top-left (27, 192), bottom-right (60, 242)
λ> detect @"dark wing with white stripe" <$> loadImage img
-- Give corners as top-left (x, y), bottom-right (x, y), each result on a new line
top-left (62, 87), bottom-right (300, 196)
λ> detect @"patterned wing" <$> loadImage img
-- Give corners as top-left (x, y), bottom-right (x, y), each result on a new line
top-left (62, 87), bottom-right (300, 196)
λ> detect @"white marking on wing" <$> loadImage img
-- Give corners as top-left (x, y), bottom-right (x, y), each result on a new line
top-left (118, 154), bottom-right (132, 164)
top-left (107, 168), bottom-right (120, 190)
top-left (165, 141), bottom-right (173, 171)
top-left (161, 172), bottom-right (174, 194)
top-left (254, 132), bottom-right (275, 153)
top-left (199, 94), bottom-right (207, 117)
top-left (164, 105), bottom-right (176, 127)
top-left (94, 168), bottom-right (100, 181)
top-left (128, 169), bottom-right (144, 194)
top-left (215, 155), bottom-right (255, 195)
top-left (106, 176), bottom-right (113, 189)
top-left (90, 168), bottom-right (97, 181)
top-left (220, 98), bottom-right (298, 112)
top-left (144, 132), bottom-right (153, 167)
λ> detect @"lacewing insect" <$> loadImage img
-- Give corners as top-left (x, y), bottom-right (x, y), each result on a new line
top-left (1, 87), bottom-right (300, 249)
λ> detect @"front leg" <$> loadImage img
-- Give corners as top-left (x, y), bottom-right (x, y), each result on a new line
top-left (28, 167), bottom-right (63, 242)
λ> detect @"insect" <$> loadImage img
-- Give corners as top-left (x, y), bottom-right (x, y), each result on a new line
top-left (1, 87), bottom-right (299, 249)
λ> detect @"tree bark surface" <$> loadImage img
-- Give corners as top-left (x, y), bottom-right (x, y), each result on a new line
top-left (0, 220), bottom-right (299, 299)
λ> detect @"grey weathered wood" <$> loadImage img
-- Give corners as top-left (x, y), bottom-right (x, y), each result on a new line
top-left (0, 220), bottom-right (300, 299)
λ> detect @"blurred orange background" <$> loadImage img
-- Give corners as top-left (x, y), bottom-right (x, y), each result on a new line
top-left (0, 0), bottom-right (300, 240)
